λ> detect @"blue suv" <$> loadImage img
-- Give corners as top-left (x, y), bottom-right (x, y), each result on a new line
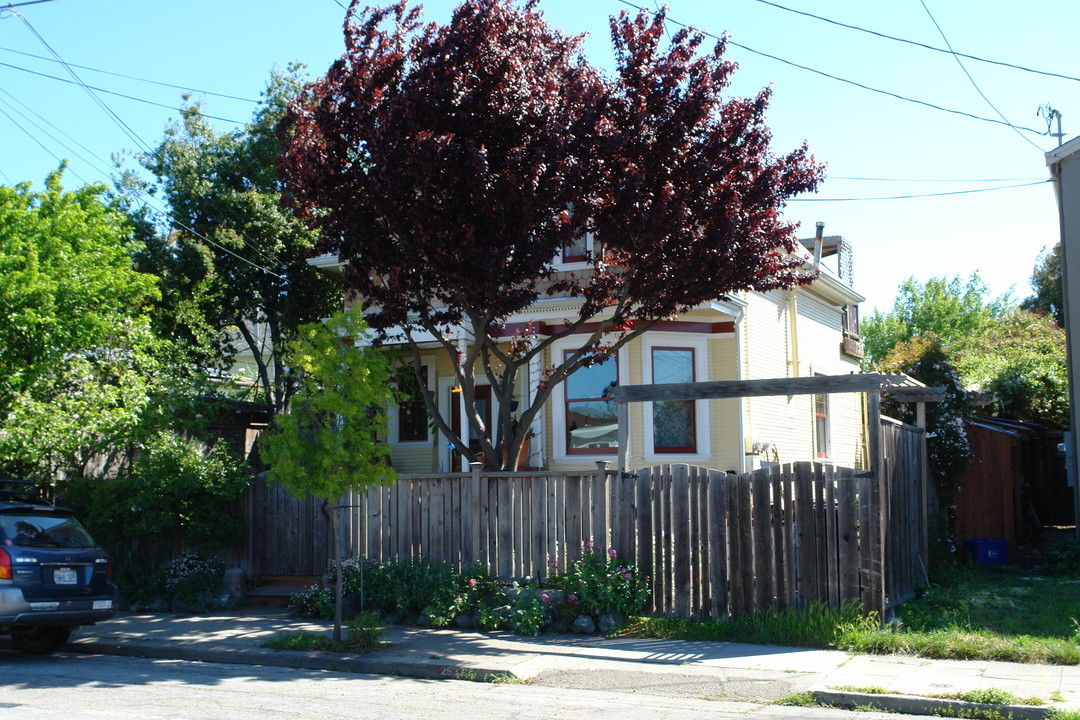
top-left (0, 480), bottom-right (117, 654)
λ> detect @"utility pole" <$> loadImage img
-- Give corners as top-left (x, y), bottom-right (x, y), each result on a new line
top-left (1039, 104), bottom-right (1064, 147)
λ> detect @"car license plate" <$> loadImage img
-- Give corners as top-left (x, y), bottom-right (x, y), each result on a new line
top-left (93, 600), bottom-right (112, 610)
top-left (53, 567), bottom-right (77, 585)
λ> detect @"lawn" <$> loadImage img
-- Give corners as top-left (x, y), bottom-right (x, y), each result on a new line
top-left (618, 534), bottom-right (1080, 665)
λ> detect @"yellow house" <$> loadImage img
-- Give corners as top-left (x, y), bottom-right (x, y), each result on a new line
top-left (310, 231), bottom-right (866, 475)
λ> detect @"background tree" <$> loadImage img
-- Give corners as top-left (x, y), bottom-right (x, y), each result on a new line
top-left (260, 306), bottom-right (396, 640)
top-left (278, 0), bottom-right (823, 469)
top-left (1022, 243), bottom-right (1063, 327)
top-left (861, 273), bottom-right (1009, 364)
top-left (136, 66), bottom-right (339, 416)
top-left (865, 269), bottom-right (1068, 429)
top-left (951, 309), bottom-right (1068, 427)
top-left (0, 169), bottom-right (165, 483)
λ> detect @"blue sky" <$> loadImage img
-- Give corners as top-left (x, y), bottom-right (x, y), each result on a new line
top-left (0, 0), bottom-right (1074, 314)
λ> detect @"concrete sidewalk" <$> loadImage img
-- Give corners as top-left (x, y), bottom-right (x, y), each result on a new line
top-left (14, 608), bottom-right (1080, 718)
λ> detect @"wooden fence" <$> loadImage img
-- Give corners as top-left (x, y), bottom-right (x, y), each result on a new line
top-left (243, 419), bottom-right (927, 619)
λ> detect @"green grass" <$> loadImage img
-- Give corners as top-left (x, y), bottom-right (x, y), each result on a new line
top-left (260, 612), bottom-right (389, 654)
top-left (261, 631), bottom-right (345, 652)
top-left (618, 561), bottom-right (1080, 665)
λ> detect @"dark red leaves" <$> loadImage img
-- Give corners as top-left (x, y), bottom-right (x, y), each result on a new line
top-left (278, 0), bottom-right (824, 340)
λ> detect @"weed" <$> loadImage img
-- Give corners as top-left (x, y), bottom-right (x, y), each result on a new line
top-left (772, 692), bottom-right (818, 707)
top-left (487, 672), bottom-right (533, 685)
top-left (1047, 710), bottom-right (1080, 720)
top-left (955, 688), bottom-right (1041, 706)
top-left (260, 631), bottom-right (340, 652)
top-left (831, 685), bottom-right (889, 694)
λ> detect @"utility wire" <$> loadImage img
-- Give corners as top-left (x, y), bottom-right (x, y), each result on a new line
top-left (0, 102), bottom-right (92, 185)
top-left (0, 0), bottom-right (60, 9)
top-left (830, 175), bottom-right (1044, 183)
top-left (749, 0), bottom-right (1080, 85)
top-left (917, 0), bottom-right (1044, 152)
top-left (615, 1), bottom-right (1047, 136)
top-left (0, 46), bottom-right (259, 104)
top-left (0, 61), bottom-right (244, 123)
top-left (0, 92), bottom-right (112, 177)
top-left (790, 179), bottom-right (1049, 201)
top-left (11, 10), bottom-right (153, 153)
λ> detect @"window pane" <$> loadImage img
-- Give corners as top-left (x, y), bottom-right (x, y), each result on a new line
top-left (652, 348), bottom-right (695, 451)
top-left (653, 348), bottom-right (694, 384)
top-left (566, 357), bottom-right (617, 400)
top-left (564, 352), bottom-right (618, 453)
top-left (397, 366), bottom-right (428, 441)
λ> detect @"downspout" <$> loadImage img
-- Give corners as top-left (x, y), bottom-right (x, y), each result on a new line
top-left (733, 301), bottom-right (749, 473)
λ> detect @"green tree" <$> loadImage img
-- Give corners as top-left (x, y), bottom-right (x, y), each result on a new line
top-left (861, 273), bottom-right (1009, 364)
top-left (135, 66), bottom-right (339, 415)
top-left (1022, 243), bottom-right (1063, 327)
top-left (0, 169), bottom-right (164, 482)
top-left (879, 335), bottom-right (971, 507)
top-left (260, 306), bottom-right (397, 640)
top-left (952, 309), bottom-right (1068, 427)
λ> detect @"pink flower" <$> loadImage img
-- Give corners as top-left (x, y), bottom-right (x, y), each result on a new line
top-left (467, 578), bottom-right (476, 588)
top-left (568, 594), bottom-right (578, 603)
top-left (608, 548), bottom-right (617, 558)
top-left (540, 593), bottom-right (551, 603)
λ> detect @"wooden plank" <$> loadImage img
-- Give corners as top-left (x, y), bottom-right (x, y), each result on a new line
top-left (769, 466), bottom-right (787, 610)
top-left (752, 470), bottom-right (774, 609)
top-left (594, 463), bottom-right (609, 552)
top-left (531, 479), bottom-right (544, 578)
top-left (782, 469), bottom-right (797, 609)
top-left (695, 467), bottom-right (709, 619)
top-left (547, 475), bottom-right (560, 575)
top-left (512, 475), bottom-right (524, 577)
top-left (794, 462), bottom-right (815, 606)
top-left (636, 468), bottom-right (655, 615)
top-left (813, 463), bottom-right (828, 602)
top-left (659, 465), bottom-right (673, 616)
top-left (726, 472), bottom-right (743, 618)
top-left (672, 464), bottom-right (691, 619)
top-left (823, 465), bottom-right (840, 607)
top-left (611, 373), bottom-right (894, 404)
top-left (708, 470), bottom-right (728, 618)
top-left (615, 468), bottom-right (632, 564)
top-left (737, 474), bottom-right (755, 614)
top-left (566, 474), bottom-right (583, 562)
top-left (496, 477), bottom-right (512, 578)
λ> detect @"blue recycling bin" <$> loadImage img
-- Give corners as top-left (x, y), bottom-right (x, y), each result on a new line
top-left (962, 538), bottom-right (1008, 566)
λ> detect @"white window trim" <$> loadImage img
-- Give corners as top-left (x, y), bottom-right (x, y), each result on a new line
top-left (550, 336), bottom-right (628, 463)
top-left (388, 357), bottom-right (435, 446)
top-left (642, 333), bottom-right (711, 463)
top-left (551, 230), bottom-right (595, 271)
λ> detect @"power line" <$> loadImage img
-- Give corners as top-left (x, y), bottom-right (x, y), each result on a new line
top-left (0, 91), bottom-right (112, 177)
top-left (0, 102), bottom-right (92, 185)
top-left (790, 179), bottom-right (1050, 202)
top-left (11, 10), bottom-right (153, 153)
top-left (917, 0), bottom-right (1044, 153)
top-left (614, 1), bottom-right (1047, 137)
top-left (749, 0), bottom-right (1080, 85)
top-left (830, 175), bottom-right (1045, 183)
top-left (0, 0), bottom-right (60, 9)
top-left (0, 61), bottom-right (244, 123)
top-left (0, 46), bottom-right (259, 104)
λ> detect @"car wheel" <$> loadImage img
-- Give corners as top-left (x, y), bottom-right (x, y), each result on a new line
top-left (11, 627), bottom-right (72, 655)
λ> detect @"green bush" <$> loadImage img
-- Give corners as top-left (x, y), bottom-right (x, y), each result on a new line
top-left (563, 542), bottom-right (650, 619)
top-left (287, 585), bottom-right (335, 620)
top-left (163, 552), bottom-right (224, 613)
top-left (59, 432), bottom-right (251, 604)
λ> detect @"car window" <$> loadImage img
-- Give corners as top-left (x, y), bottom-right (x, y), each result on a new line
top-left (0, 514), bottom-right (96, 549)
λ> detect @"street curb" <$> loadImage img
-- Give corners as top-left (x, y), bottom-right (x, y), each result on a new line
top-left (11, 637), bottom-right (515, 684)
top-left (813, 689), bottom-right (1052, 720)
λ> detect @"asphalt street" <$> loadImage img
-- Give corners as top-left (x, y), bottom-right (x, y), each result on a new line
top-left (1, 651), bottom-right (924, 720)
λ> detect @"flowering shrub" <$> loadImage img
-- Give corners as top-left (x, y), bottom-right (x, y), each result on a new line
top-left (563, 542), bottom-right (650, 619)
top-left (508, 582), bottom-right (546, 636)
top-left (163, 552), bottom-right (224, 613)
top-left (288, 585), bottom-right (335, 620)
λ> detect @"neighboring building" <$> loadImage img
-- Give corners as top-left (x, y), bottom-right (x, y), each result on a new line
top-left (1046, 136), bottom-right (1080, 533)
top-left (310, 230), bottom-right (867, 475)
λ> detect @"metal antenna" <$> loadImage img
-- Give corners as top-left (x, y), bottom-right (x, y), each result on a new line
top-left (1038, 104), bottom-right (1064, 146)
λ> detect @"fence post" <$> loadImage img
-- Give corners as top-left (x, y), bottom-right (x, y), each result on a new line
top-left (595, 461), bottom-right (611, 549)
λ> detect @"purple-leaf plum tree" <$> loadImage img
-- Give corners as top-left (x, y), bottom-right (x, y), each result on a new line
top-left (278, 0), bottom-right (824, 469)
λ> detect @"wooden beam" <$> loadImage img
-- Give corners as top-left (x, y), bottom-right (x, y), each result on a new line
top-left (610, 373), bottom-right (891, 404)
